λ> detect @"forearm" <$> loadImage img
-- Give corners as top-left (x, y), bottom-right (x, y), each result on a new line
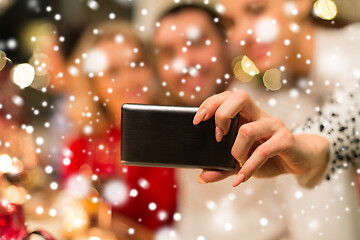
top-left (290, 82), bottom-right (360, 189)
top-left (291, 134), bottom-right (330, 188)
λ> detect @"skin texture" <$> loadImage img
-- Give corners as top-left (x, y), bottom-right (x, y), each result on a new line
top-left (153, 9), bottom-right (229, 106)
top-left (38, 23), bottom-right (154, 132)
top-left (222, 0), bottom-right (314, 76)
top-left (39, 24), bottom-right (158, 239)
top-left (194, 90), bottom-right (329, 186)
top-left (191, 0), bottom-right (330, 186)
top-left (91, 39), bottom-right (153, 125)
top-left (45, 38), bottom-right (153, 130)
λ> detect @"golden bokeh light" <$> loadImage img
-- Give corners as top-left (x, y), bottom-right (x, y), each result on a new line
top-left (263, 68), bottom-right (282, 91)
top-left (314, 0), bottom-right (337, 20)
top-left (11, 63), bottom-right (35, 88)
top-left (231, 55), bottom-right (243, 70)
top-left (29, 53), bottom-right (50, 76)
top-left (21, 21), bottom-right (55, 52)
top-left (5, 185), bottom-right (27, 205)
top-left (62, 201), bottom-right (90, 238)
top-left (0, 50), bottom-right (11, 71)
top-left (232, 55), bottom-right (260, 82)
top-left (241, 55), bottom-right (260, 76)
top-left (74, 227), bottom-right (117, 240)
top-left (30, 74), bottom-right (51, 90)
top-left (10, 159), bottom-right (24, 174)
top-left (0, 154), bottom-right (13, 173)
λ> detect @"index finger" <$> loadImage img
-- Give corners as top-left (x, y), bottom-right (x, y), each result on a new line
top-left (193, 91), bottom-right (233, 125)
top-left (214, 89), bottom-right (261, 136)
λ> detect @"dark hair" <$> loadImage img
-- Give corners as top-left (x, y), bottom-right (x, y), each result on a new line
top-left (157, 3), bottom-right (226, 39)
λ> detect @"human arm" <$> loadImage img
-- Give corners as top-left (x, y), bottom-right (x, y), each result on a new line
top-left (293, 85), bottom-right (360, 187)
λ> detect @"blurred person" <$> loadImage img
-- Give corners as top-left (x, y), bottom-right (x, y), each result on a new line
top-left (58, 21), bottom-right (177, 239)
top-left (0, 59), bottom-right (26, 125)
top-left (195, 0), bottom-right (360, 239)
top-left (221, 0), bottom-right (340, 128)
top-left (194, 75), bottom-right (360, 239)
top-left (0, 61), bottom-right (53, 234)
top-left (33, 23), bottom-right (107, 134)
top-left (153, 4), bottom-right (231, 106)
top-left (153, 4), bottom-right (288, 240)
top-left (0, 59), bottom-right (37, 172)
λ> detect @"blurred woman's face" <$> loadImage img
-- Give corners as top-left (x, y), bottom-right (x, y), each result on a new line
top-left (222, 0), bottom-right (311, 72)
top-left (89, 39), bottom-right (153, 118)
top-left (154, 9), bottom-right (228, 106)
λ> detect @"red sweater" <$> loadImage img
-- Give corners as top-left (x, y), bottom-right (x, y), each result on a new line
top-left (61, 127), bottom-right (177, 230)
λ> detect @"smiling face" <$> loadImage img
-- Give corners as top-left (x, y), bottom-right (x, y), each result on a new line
top-left (153, 8), bottom-right (228, 106)
top-left (88, 39), bottom-right (153, 119)
top-left (221, 0), bottom-right (312, 72)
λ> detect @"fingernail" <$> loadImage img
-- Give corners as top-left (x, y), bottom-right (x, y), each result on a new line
top-left (198, 176), bottom-right (207, 184)
top-left (232, 173), bottom-right (245, 187)
top-left (193, 108), bottom-right (207, 125)
top-left (215, 126), bottom-right (224, 142)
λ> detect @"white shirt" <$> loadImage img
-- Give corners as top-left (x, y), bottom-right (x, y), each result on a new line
top-left (175, 23), bottom-right (360, 240)
top-left (286, 23), bottom-right (360, 240)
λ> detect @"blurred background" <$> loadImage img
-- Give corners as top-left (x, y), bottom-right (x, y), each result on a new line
top-left (1, 0), bottom-right (360, 239)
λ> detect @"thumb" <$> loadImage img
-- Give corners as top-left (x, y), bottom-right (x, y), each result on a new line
top-left (198, 169), bottom-right (235, 183)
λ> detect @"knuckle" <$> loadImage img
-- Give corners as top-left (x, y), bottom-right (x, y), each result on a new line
top-left (231, 147), bottom-right (242, 160)
top-left (257, 145), bottom-right (270, 158)
top-left (215, 111), bottom-right (229, 122)
top-left (203, 95), bottom-right (217, 106)
top-left (239, 124), bottom-right (254, 138)
top-left (272, 118), bottom-right (284, 127)
top-left (223, 90), bottom-right (232, 96)
top-left (233, 89), bottom-right (250, 101)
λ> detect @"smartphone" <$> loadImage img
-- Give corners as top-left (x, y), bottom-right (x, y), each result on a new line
top-left (121, 103), bottom-right (239, 171)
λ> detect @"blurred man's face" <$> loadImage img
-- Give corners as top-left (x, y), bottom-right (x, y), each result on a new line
top-left (222, 0), bottom-right (312, 72)
top-left (154, 9), bottom-right (228, 106)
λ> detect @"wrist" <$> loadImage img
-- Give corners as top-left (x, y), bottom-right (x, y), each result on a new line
top-left (294, 134), bottom-right (330, 187)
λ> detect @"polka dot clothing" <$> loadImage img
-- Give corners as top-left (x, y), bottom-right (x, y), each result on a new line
top-left (296, 81), bottom-right (360, 183)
